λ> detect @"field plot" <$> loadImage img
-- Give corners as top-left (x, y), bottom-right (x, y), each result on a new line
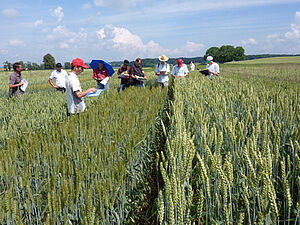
top-left (159, 64), bottom-right (300, 224)
top-left (0, 64), bottom-right (299, 224)
top-left (227, 56), bottom-right (300, 64)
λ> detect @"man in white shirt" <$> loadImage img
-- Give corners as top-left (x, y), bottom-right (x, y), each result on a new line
top-left (155, 54), bottom-right (170, 89)
top-left (171, 59), bottom-right (189, 78)
top-left (49, 63), bottom-right (68, 92)
top-left (189, 61), bottom-right (195, 71)
top-left (65, 58), bottom-right (97, 114)
top-left (205, 56), bottom-right (219, 80)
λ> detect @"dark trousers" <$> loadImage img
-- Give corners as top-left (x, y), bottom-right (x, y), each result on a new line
top-left (56, 87), bottom-right (66, 92)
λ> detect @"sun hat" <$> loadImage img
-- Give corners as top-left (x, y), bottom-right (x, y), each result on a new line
top-left (158, 54), bottom-right (169, 62)
top-left (205, 56), bottom-right (213, 63)
top-left (72, 58), bottom-right (89, 68)
top-left (177, 59), bottom-right (183, 67)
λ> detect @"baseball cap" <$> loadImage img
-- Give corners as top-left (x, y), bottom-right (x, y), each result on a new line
top-left (72, 58), bottom-right (89, 68)
top-left (206, 56), bottom-right (213, 63)
top-left (56, 63), bottom-right (62, 67)
top-left (177, 59), bottom-right (183, 67)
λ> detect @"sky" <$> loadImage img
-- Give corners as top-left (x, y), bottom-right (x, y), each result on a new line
top-left (1, 0), bottom-right (300, 64)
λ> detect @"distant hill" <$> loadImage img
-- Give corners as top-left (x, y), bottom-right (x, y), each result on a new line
top-left (110, 54), bottom-right (300, 67)
top-left (227, 56), bottom-right (300, 64)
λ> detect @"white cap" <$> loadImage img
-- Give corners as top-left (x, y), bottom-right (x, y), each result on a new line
top-left (206, 56), bottom-right (213, 61)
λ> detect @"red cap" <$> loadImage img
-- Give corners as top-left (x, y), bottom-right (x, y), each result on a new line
top-left (177, 59), bottom-right (183, 67)
top-left (72, 58), bottom-right (89, 68)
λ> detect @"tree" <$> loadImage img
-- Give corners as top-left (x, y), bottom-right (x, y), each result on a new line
top-left (219, 45), bottom-right (235, 63)
top-left (204, 47), bottom-right (220, 62)
top-left (233, 46), bottom-right (245, 61)
top-left (204, 46), bottom-right (245, 63)
top-left (64, 62), bottom-right (71, 69)
top-left (43, 53), bottom-right (56, 69)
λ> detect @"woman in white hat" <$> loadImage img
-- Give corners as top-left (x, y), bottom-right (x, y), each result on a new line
top-left (205, 56), bottom-right (219, 80)
top-left (155, 54), bottom-right (170, 89)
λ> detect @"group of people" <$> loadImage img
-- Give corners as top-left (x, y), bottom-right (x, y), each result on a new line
top-left (9, 55), bottom-right (219, 115)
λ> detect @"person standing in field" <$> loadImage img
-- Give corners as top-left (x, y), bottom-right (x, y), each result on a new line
top-left (155, 54), bottom-right (170, 90)
top-left (189, 61), bottom-right (195, 71)
top-left (65, 58), bottom-right (97, 114)
top-left (205, 56), bottom-right (219, 80)
top-left (9, 62), bottom-right (25, 97)
top-left (117, 59), bottom-right (131, 92)
top-left (171, 59), bottom-right (189, 78)
top-left (49, 63), bottom-right (68, 92)
top-left (129, 58), bottom-right (147, 88)
top-left (93, 62), bottom-right (110, 90)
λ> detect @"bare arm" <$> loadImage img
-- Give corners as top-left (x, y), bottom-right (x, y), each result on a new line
top-left (143, 71), bottom-right (147, 80)
top-left (9, 82), bottom-right (24, 88)
top-left (74, 88), bottom-right (97, 98)
top-left (49, 79), bottom-right (58, 88)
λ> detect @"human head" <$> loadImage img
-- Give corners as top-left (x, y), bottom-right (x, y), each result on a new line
top-left (206, 56), bottom-right (213, 64)
top-left (123, 59), bottom-right (129, 67)
top-left (158, 54), bottom-right (169, 65)
top-left (98, 62), bottom-right (104, 69)
top-left (71, 58), bottom-right (88, 75)
top-left (13, 62), bottom-right (23, 73)
top-left (177, 59), bottom-right (183, 67)
top-left (135, 58), bottom-right (142, 66)
top-left (56, 63), bottom-right (62, 72)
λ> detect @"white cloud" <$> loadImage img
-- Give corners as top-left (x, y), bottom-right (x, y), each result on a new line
top-left (96, 26), bottom-right (167, 57)
top-left (82, 2), bottom-right (92, 10)
top-left (96, 28), bottom-right (106, 39)
top-left (47, 25), bottom-right (88, 49)
top-left (59, 43), bottom-right (69, 49)
top-left (34, 19), bottom-right (43, 28)
top-left (95, 25), bottom-right (204, 58)
top-left (267, 33), bottom-right (284, 42)
top-left (241, 38), bottom-right (257, 45)
top-left (50, 6), bottom-right (64, 22)
top-left (9, 40), bottom-right (24, 47)
top-left (285, 11), bottom-right (300, 39)
top-left (0, 49), bottom-right (8, 54)
top-left (93, 0), bottom-right (145, 8)
top-left (1, 8), bottom-right (19, 18)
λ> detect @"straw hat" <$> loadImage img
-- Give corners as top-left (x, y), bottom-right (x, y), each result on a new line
top-left (158, 54), bottom-right (169, 62)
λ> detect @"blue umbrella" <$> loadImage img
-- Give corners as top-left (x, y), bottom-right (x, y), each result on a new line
top-left (89, 60), bottom-right (115, 76)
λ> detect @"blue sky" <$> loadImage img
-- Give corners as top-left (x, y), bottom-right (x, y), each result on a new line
top-left (1, 0), bottom-right (300, 64)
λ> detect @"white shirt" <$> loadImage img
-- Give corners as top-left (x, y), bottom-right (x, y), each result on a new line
top-left (155, 62), bottom-right (170, 83)
top-left (190, 62), bottom-right (195, 71)
top-left (206, 62), bottom-right (219, 74)
top-left (171, 64), bottom-right (189, 77)
top-left (49, 69), bottom-right (68, 88)
top-left (65, 72), bottom-right (86, 114)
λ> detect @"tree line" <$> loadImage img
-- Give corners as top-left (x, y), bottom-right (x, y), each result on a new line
top-left (2, 48), bottom-right (299, 71)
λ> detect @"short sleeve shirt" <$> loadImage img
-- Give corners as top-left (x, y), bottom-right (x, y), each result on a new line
top-left (9, 72), bottom-right (24, 97)
top-left (129, 64), bottom-right (144, 84)
top-left (171, 64), bottom-right (189, 77)
top-left (49, 69), bottom-right (68, 88)
top-left (93, 67), bottom-right (109, 81)
top-left (206, 62), bottom-right (219, 74)
top-left (65, 72), bottom-right (86, 113)
top-left (117, 65), bottom-right (130, 84)
top-left (155, 63), bottom-right (170, 83)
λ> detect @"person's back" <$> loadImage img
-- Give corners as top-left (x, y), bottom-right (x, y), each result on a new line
top-left (66, 72), bottom-right (85, 113)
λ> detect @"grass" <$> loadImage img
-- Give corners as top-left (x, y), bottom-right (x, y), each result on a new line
top-left (226, 56), bottom-right (300, 64)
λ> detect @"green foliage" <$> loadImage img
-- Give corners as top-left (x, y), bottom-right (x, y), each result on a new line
top-left (158, 65), bottom-right (300, 224)
top-left (205, 45), bottom-right (246, 63)
top-left (64, 62), bottom-right (71, 69)
top-left (43, 53), bottom-right (56, 69)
